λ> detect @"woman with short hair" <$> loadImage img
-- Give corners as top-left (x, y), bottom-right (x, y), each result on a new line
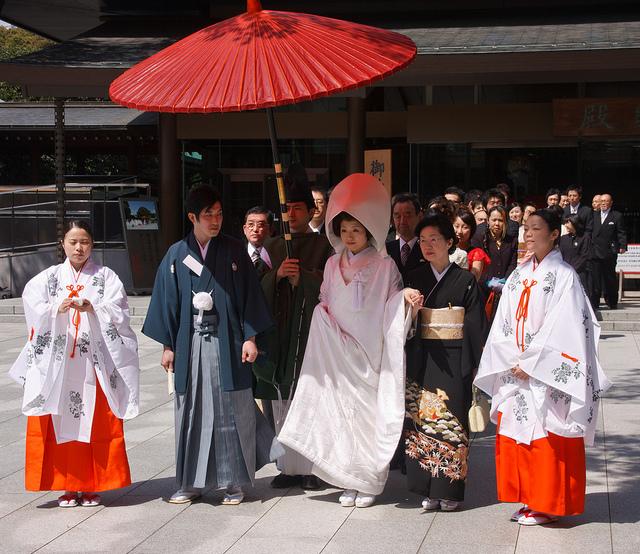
top-left (403, 212), bottom-right (488, 512)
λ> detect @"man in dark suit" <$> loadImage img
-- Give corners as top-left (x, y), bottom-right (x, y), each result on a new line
top-left (564, 186), bottom-right (593, 236)
top-left (243, 206), bottom-right (273, 280)
top-left (386, 193), bottom-right (423, 283)
top-left (591, 193), bottom-right (627, 310)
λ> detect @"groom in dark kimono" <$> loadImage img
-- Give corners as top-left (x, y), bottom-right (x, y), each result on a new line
top-left (143, 185), bottom-right (274, 505)
top-left (253, 168), bottom-right (333, 490)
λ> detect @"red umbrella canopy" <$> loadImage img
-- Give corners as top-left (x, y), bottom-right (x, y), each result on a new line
top-left (109, 0), bottom-right (416, 113)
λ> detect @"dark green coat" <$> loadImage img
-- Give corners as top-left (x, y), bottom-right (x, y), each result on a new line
top-left (253, 233), bottom-right (333, 399)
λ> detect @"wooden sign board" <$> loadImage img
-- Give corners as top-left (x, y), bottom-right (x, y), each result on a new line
top-left (364, 149), bottom-right (392, 195)
top-left (553, 98), bottom-right (640, 137)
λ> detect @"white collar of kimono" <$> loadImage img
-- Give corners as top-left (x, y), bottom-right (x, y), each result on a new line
top-left (430, 262), bottom-right (452, 282)
top-left (324, 173), bottom-right (391, 254)
top-left (347, 245), bottom-right (375, 261)
top-left (64, 257), bottom-right (95, 277)
top-left (523, 247), bottom-right (562, 272)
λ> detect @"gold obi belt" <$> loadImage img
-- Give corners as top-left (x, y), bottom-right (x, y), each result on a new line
top-left (419, 306), bottom-right (465, 340)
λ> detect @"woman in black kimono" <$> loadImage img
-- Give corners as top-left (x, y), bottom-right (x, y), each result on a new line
top-left (404, 211), bottom-right (489, 512)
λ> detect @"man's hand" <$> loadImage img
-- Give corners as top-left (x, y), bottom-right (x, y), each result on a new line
top-left (161, 347), bottom-right (174, 373)
top-left (242, 339), bottom-right (258, 363)
top-left (277, 258), bottom-right (300, 287)
top-left (511, 365), bottom-right (529, 381)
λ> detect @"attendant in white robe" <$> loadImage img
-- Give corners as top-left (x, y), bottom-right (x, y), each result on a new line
top-left (10, 220), bottom-right (139, 508)
top-left (278, 173), bottom-right (412, 508)
top-left (474, 208), bottom-right (611, 526)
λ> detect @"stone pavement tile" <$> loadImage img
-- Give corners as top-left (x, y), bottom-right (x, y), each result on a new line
top-left (0, 441), bottom-right (26, 480)
top-left (0, 414), bottom-right (24, 448)
top-left (0, 490), bottom-right (48, 519)
top-left (422, 503), bottom-right (520, 547)
top-left (229, 485), bottom-right (351, 549)
top-left (38, 495), bottom-right (191, 554)
top-left (0, 469), bottom-right (31, 493)
top-left (0, 491), bottom-right (108, 552)
top-left (131, 491), bottom-right (282, 553)
top-left (602, 405), bottom-right (640, 553)
top-left (324, 514), bottom-right (434, 554)
top-left (123, 401), bottom-right (173, 447)
top-left (125, 430), bottom-right (176, 483)
top-left (514, 487), bottom-right (612, 553)
top-left (419, 540), bottom-right (514, 554)
top-left (226, 536), bottom-right (327, 554)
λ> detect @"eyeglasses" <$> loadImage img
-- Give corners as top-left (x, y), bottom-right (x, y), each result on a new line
top-left (246, 222), bottom-right (267, 230)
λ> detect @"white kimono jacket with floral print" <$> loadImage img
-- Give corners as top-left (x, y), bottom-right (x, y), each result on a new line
top-left (474, 249), bottom-right (611, 446)
top-left (9, 259), bottom-right (140, 443)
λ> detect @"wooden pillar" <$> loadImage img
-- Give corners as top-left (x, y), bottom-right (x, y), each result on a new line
top-left (347, 97), bottom-right (366, 174)
top-left (159, 114), bottom-right (181, 250)
top-left (54, 99), bottom-right (66, 261)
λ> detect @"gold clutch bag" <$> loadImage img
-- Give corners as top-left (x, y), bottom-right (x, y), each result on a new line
top-left (419, 306), bottom-right (465, 340)
top-left (468, 385), bottom-right (490, 433)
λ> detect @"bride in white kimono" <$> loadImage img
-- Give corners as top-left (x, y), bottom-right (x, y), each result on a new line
top-left (277, 173), bottom-right (411, 508)
top-left (10, 220), bottom-right (139, 508)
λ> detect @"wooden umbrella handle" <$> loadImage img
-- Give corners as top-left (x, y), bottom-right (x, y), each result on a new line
top-left (267, 108), bottom-right (293, 258)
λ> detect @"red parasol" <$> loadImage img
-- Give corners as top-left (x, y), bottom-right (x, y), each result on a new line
top-left (109, 0), bottom-right (416, 255)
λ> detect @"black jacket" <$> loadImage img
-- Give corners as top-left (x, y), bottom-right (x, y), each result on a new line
top-left (386, 238), bottom-right (424, 284)
top-left (563, 204), bottom-right (593, 235)
top-left (591, 210), bottom-right (627, 260)
top-left (471, 219), bottom-right (519, 246)
top-left (559, 234), bottom-right (591, 274)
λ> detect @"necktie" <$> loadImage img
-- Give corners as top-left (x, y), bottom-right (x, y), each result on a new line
top-left (401, 242), bottom-right (411, 266)
top-left (251, 246), bottom-right (261, 266)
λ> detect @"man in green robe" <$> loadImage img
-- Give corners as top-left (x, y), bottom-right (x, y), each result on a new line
top-left (253, 175), bottom-right (333, 490)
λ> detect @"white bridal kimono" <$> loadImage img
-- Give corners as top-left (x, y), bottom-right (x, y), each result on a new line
top-left (278, 173), bottom-right (410, 495)
top-left (9, 259), bottom-right (140, 443)
top-left (474, 249), bottom-right (611, 446)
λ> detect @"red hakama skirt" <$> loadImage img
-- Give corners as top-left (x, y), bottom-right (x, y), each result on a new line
top-left (25, 386), bottom-right (131, 492)
top-left (496, 414), bottom-right (586, 516)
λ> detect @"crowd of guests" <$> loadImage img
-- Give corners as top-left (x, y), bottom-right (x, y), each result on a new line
top-left (9, 168), bottom-right (613, 530)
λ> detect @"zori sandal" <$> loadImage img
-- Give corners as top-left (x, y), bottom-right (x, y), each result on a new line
top-left (57, 493), bottom-right (78, 508)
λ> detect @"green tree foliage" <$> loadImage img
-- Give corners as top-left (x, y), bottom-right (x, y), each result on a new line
top-left (0, 26), bottom-right (52, 101)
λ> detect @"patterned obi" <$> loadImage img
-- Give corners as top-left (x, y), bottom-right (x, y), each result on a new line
top-left (419, 306), bottom-right (465, 340)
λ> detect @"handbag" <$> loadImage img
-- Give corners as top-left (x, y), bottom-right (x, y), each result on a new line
top-left (468, 385), bottom-right (490, 433)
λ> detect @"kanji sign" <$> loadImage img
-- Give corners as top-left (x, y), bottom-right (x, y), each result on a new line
top-left (553, 98), bottom-right (640, 137)
top-left (364, 149), bottom-right (392, 194)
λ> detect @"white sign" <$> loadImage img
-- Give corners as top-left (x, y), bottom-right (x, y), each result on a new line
top-left (616, 244), bottom-right (640, 274)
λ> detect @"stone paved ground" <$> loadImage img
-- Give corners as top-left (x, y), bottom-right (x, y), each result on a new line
top-left (0, 316), bottom-right (638, 553)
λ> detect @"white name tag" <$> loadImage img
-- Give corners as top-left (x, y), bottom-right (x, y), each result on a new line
top-left (183, 255), bottom-right (204, 277)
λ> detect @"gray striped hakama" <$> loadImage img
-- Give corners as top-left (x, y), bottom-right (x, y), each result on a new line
top-left (175, 315), bottom-right (270, 490)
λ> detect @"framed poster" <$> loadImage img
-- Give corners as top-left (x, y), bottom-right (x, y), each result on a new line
top-left (119, 198), bottom-right (163, 293)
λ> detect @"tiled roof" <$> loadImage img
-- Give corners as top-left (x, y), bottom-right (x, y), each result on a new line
top-left (401, 20), bottom-right (640, 54)
top-left (0, 103), bottom-right (156, 129)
